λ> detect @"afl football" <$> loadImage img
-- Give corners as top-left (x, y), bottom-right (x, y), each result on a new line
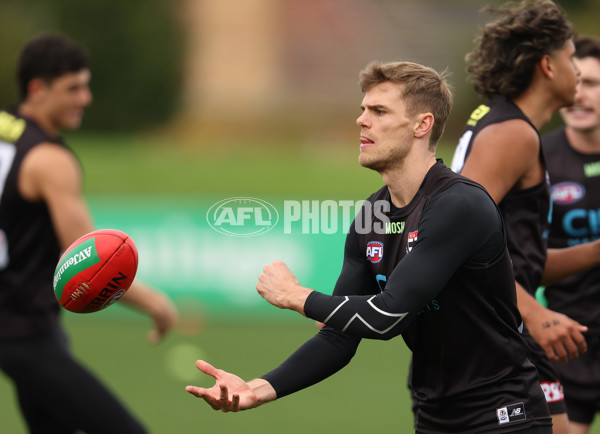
top-left (53, 229), bottom-right (138, 313)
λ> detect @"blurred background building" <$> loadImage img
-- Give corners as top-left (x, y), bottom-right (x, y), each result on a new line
top-left (1, 0), bottom-right (598, 143)
top-left (177, 0), bottom-right (487, 141)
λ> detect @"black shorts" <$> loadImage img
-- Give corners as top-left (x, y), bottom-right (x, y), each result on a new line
top-left (0, 327), bottom-right (146, 434)
top-left (553, 335), bottom-right (600, 424)
top-left (522, 329), bottom-right (568, 415)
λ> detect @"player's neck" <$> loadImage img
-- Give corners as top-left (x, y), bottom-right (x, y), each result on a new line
top-left (381, 153), bottom-right (436, 208)
top-left (18, 102), bottom-right (59, 137)
top-left (511, 92), bottom-right (557, 132)
top-left (566, 126), bottom-right (600, 155)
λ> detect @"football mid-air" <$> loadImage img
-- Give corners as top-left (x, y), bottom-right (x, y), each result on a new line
top-left (53, 229), bottom-right (138, 313)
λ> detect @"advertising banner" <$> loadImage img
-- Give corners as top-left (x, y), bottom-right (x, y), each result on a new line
top-left (89, 196), bottom-right (363, 319)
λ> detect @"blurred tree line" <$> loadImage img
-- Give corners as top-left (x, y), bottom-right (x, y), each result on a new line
top-left (0, 0), bottom-right (598, 137)
top-left (0, 0), bottom-right (183, 132)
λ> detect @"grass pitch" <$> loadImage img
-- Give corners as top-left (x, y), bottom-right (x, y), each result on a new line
top-left (0, 316), bottom-right (414, 433)
top-left (3, 135), bottom-right (600, 433)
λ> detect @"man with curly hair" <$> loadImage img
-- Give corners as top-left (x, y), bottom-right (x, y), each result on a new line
top-left (451, 1), bottom-right (590, 433)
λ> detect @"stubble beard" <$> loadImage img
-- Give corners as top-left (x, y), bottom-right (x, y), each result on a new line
top-left (359, 143), bottom-right (409, 173)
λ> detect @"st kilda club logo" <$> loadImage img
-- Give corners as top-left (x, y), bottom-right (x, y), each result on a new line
top-left (366, 241), bottom-right (384, 263)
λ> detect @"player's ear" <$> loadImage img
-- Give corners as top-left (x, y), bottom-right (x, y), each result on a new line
top-left (414, 113), bottom-right (434, 138)
top-left (26, 78), bottom-right (50, 103)
top-left (538, 54), bottom-right (554, 79)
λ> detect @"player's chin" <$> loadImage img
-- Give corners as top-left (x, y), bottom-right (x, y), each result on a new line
top-left (65, 119), bottom-right (83, 130)
top-left (563, 113), bottom-right (595, 130)
top-left (358, 153), bottom-right (372, 168)
top-left (359, 155), bottom-right (383, 172)
top-left (61, 114), bottom-right (84, 130)
top-left (562, 93), bottom-right (577, 109)
top-left (571, 122), bottom-right (596, 132)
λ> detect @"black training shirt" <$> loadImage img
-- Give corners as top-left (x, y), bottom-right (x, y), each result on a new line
top-left (0, 109), bottom-right (66, 338)
top-left (264, 161), bottom-right (551, 433)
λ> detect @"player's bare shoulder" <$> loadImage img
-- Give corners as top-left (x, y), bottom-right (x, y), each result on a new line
top-left (474, 120), bottom-right (542, 185)
top-left (19, 141), bottom-right (82, 201)
top-left (475, 119), bottom-right (540, 159)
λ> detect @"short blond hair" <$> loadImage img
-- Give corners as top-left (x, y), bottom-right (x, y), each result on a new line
top-left (359, 61), bottom-right (452, 147)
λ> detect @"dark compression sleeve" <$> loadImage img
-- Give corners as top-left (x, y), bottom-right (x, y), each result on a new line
top-left (261, 222), bottom-right (378, 398)
top-left (304, 182), bottom-right (504, 340)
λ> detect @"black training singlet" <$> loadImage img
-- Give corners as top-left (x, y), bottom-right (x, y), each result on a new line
top-left (265, 161), bottom-right (551, 433)
top-left (451, 97), bottom-right (567, 413)
top-left (0, 109), bottom-right (67, 338)
top-left (543, 128), bottom-right (600, 334)
top-left (451, 95), bottom-right (551, 295)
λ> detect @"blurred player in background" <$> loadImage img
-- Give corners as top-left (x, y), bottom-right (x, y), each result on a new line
top-left (450, 1), bottom-right (592, 433)
top-left (0, 34), bottom-right (178, 433)
top-left (187, 60), bottom-right (553, 433)
top-left (542, 35), bottom-right (600, 434)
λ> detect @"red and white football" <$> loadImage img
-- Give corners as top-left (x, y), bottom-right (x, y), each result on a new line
top-left (53, 229), bottom-right (138, 313)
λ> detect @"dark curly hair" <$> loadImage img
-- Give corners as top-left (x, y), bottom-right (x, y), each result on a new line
top-left (466, 0), bottom-right (574, 100)
top-left (17, 33), bottom-right (89, 101)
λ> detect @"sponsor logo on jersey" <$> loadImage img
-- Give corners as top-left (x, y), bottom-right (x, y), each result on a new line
top-left (366, 241), bottom-right (383, 263)
top-left (385, 221), bottom-right (405, 234)
top-left (497, 402), bottom-right (526, 425)
top-left (561, 207), bottom-right (600, 239)
top-left (497, 408), bottom-right (508, 424)
top-left (551, 182), bottom-right (585, 205)
top-left (407, 230), bottom-right (418, 252)
top-left (540, 381), bottom-right (564, 403)
top-left (0, 111), bottom-right (26, 143)
top-left (584, 161), bottom-right (600, 178)
top-left (466, 104), bottom-right (491, 127)
top-left (375, 274), bottom-right (387, 292)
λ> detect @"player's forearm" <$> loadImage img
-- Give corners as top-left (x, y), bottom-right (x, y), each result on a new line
top-left (261, 329), bottom-right (359, 398)
top-left (542, 243), bottom-right (600, 285)
top-left (120, 280), bottom-right (156, 309)
top-left (120, 280), bottom-right (171, 316)
top-left (515, 282), bottom-right (541, 323)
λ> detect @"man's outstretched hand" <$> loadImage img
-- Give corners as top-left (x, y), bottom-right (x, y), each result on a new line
top-left (186, 360), bottom-right (276, 412)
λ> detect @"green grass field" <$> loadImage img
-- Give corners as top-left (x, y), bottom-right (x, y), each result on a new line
top-left (0, 316), bottom-right (414, 433)
top-left (3, 134), bottom-right (600, 433)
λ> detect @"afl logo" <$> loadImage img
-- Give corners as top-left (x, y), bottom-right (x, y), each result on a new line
top-left (207, 197), bottom-right (279, 237)
top-left (100, 289), bottom-right (126, 310)
top-left (551, 182), bottom-right (585, 205)
top-left (366, 241), bottom-right (384, 263)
